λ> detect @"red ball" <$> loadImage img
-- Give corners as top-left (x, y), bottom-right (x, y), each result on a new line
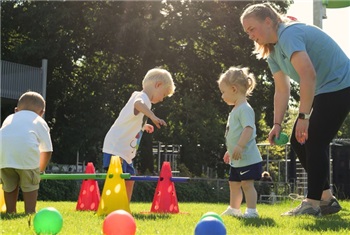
top-left (103, 210), bottom-right (136, 235)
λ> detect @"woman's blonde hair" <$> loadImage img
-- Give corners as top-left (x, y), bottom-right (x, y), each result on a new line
top-left (240, 3), bottom-right (296, 59)
top-left (218, 66), bottom-right (256, 97)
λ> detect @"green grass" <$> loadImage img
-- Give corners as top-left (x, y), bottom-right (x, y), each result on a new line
top-left (1, 200), bottom-right (350, 234)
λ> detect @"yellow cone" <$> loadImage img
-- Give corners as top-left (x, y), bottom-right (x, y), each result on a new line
top-left (0, 184), bottom-right (6, 213)
top-left (97, 156), bottom-right (130, 215)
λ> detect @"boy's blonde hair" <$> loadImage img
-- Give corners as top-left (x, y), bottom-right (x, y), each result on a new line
top-left (142, 68), bottom-right (175, 97)
top-left (217, 67), bottom-right (256, 97)
top-left (17, 91), bottom-right (46, 113)
top-left (240, 3), bottom-right (296, 59)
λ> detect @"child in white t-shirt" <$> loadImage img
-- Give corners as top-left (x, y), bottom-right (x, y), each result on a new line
top-left (0, 91), bottom-right (53, 214)
top-left (102, 68), bottom-right (175, 202)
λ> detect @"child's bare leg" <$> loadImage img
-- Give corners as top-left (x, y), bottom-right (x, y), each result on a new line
top-left (229, 181), bottom-right (243, 209)
top-left (125, 180), bottom-right (135, 202)
top-left (241, 180), bottom-right (257, 209)
top-left (4, 186), bottom-right (19, 213)
top-left (22, 190), bottom-right (38, 214)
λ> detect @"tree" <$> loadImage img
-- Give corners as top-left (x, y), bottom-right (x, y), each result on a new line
top-left (2, 1), bottom-right (299, 177)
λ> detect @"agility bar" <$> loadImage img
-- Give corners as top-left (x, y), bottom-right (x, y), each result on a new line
top-left (40, 173), bottom-right (189, 182)
top-left (40, 173), bottom-right (128, 180)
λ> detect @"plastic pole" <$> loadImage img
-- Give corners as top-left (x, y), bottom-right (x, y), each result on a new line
top-left (40, 174), bottom-right (189, 182)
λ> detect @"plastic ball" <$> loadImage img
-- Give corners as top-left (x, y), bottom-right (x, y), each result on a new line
top-left (33, 207), bottom-right (63, 235)
top-left (274, 132), bottom-right (289, 145)
top-left (103, 210), bottom-right (136, 235)
top-left (200, 211), bottom-right (223, 223)
top-left (195, 216), bottom-right (226, 235)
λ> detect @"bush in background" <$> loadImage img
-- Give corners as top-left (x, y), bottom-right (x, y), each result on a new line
top-left (38, 180), bottom-right (80, 201)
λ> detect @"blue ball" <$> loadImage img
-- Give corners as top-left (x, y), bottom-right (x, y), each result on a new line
top-left (195, 216), bottom-right (226, 235)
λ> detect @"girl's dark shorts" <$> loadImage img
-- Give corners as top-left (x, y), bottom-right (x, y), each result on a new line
top-left (229, 162), bottom-right (262, 182)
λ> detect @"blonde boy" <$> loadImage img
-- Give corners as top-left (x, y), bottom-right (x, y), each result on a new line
top-left (102, 68), bottom-right (175, 202)
top-left (0, 91), bottom-right (53, 214)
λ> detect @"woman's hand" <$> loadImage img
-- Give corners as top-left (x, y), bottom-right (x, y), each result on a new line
top-left (295, 119), bottom-right (309, 144)
top-left (268, 124), bottom-right (281, 145)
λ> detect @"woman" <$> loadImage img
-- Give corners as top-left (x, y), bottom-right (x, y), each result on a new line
top-left (240, 3), bottom-right (350, 216)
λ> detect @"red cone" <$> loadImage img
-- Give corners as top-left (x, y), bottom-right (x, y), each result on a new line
top-left (150, 161), bottom-right (179, 213)
top-left (76, 162), bottom-right (100, 211)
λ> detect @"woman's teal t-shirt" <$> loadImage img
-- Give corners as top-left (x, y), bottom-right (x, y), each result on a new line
top-left (268, 23), bottom-right (350, 95)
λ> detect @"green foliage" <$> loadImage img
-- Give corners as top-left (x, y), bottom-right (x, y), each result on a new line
top-left (132, 182), bottom-right (158, 202)
top-left (35, 178), bottom-right (280, 203)
top-left (1, 1), bottom-right (311, 177)
top-left (337, 113), bottom-right (350, 138)
top-left (38, 180), bottom-right (80, 201)
top-left (132, 180), bottom-right (228, 203)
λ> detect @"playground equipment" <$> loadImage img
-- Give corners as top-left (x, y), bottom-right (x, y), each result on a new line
top-left (33, 207), bottom-right (63, 235)
top-left (40, 173), bottom-right (189, 182)
top-left (0, 184), bottom-right (6, 212)
top-left (103, 210), bottom-right (136, 235)
top-left (40, 156), bottom-right (188, 215)
top-left (76, 162), bottom-right (100, 211)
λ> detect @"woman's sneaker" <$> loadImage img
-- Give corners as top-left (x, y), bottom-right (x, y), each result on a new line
top-left (281, 201), bottom-right (321, 216)
top-left (320, 197), bottom-right (342, 215)
top-left (221, 206), bottom-right (242, 217)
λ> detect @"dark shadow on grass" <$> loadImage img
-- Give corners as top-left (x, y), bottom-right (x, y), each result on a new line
top-left (133, 212), bottom-right (171, 220)
top-left (240, 217), bottom-right (277, 227)
top-left (0, 212), bottom-right (28, 220)
top-left (302, 213), bottom-right (350, 232)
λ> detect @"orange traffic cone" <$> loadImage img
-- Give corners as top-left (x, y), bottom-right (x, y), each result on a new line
top-left (76, 162), bottom-right (100, 211)
top-left (150, 161), bottom-right (179, 213)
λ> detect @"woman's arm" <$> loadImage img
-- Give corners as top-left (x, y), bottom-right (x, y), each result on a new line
top-left (273, 70), bottom-right (290, 125)
top-left (291, 51), bottom-right (315, 115)
top-left (268, 70), bottom-right (290, 144)
top-left (290, 51), bottom-right (316, 143)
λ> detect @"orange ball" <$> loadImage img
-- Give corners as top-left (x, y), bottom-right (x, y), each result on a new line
top-left (103, 210), bottom-right (136, 235)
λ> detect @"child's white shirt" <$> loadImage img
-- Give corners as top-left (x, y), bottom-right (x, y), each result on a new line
top-left (0, 110), bottom-right (53, 169)
top-left (102, 91), bottom-right (151, 164)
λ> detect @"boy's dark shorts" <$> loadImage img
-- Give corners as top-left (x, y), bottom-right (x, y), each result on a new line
top-left (103, 152), bottom-right (136, 175)
top-left (229, 162), bottom-right (262, 182)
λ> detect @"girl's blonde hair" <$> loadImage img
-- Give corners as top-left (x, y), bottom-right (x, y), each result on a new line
top-left (218, 67), bottom-right (256, 97)
top-left (240, 3), bottom-right (296, 59)
top-left (142, 68), bottom-right (175, 97)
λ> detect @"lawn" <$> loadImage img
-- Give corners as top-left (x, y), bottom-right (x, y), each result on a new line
top-left (1, 200), bottom-right (350, 234)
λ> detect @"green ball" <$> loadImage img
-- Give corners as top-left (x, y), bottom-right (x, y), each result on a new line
top-left (200, 212), bottom-right (223, 223)
top-left (34, 207), bottom-right (63, 235)
top-left (274, 132), bottom-right (289, 145)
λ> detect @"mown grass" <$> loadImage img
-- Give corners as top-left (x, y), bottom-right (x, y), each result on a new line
top-left (1, 200), bottom-right (349, 234)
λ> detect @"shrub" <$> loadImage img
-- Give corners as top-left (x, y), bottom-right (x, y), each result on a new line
top-left (38, 180), bottom-right (80, 201)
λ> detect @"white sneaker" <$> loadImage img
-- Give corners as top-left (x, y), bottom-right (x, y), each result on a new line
top-left (281, 201), bottom-right (321, 216)
top-left (242, 211), bottom-right (259, 218)
top-left (221, 206), bottom-right (242, 217)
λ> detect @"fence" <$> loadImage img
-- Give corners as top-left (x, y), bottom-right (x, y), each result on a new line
top-left (1, 59), bottom-right (48, 100)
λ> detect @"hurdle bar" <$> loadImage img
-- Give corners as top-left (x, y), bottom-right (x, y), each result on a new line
top-left (40, 173), bottom-right (190, 183)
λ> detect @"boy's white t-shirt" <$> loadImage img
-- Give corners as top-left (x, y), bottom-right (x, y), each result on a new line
top-left (102, 91), bottom-right (151, 164)
top-left (0, 110), bottom-right (53, 169)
